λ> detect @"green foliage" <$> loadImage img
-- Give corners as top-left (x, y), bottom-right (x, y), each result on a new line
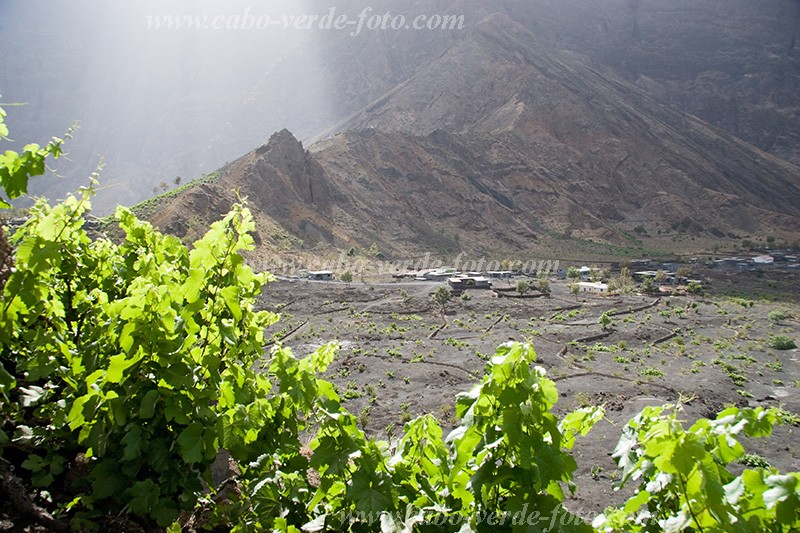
top-left (686, 281), bottom-right (704, 295)
top-left (0, 104), bottom-right (67, 208)
top-left (740, 453), bottom-right (771, 469)
top-left (431, 285), bottom-right (452, 312)
top-left (295, 342), bottom-right (603, 532)
top-left (0, 192), bottom-right (283, 527)
top-left (768, 310), bottom-right (788, 323)
top-left (598, 312), bottom-right (615, 332)
top-left (340, 269), bottom-right (354, 285)
top-left (731, 297), bottom-right (755, 308)
top-left (566, 266), bottom-right (580, 280)
top-left (639, 367), bottom-right (665, 378)
top-left (125, 171), bottom-right (219, 220)
top-left (767, 335), bottom-right (797, 350)
top-left (515, 279), bottom-right (531, 296)
top-left (588, 267), bottom-right (602, 282)
top-left (537, 275), bottom-right (551, 295)
top-left (595, 403), bottom-right (800, 531)
top-left (608, 267), bottom-right (634, 295)
top-left (570, 282), bottom-right (580, 297)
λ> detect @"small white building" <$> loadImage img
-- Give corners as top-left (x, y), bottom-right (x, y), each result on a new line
top-left (577, 281), bottom-right (609, 294)
top-left (308, 271), bottom-right (334, 281)
top-left (416, 268), bottom-right (457, 281)
top-left (752, 255), bottom-right (774, 264)
top-left (448, 276), bottom-right (492, 290)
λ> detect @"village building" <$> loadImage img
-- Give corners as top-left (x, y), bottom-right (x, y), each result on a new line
top-left (485, 270), bottom-right (513, 279)
top-left (448, 276), bottom-right (492, 290)
top-left (713, 257), bottom-right (744, 268)
top-left (634, 270), bottom-right (676, 284)
top-left (416, 268), bottom-right (457, 281)
top-left (633, 270), bottom-right (659, 281)
top-left (577, 281), bottom-right (610, 294)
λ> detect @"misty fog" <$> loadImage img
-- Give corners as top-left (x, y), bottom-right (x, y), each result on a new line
top-left (1, 0), bottom-right (346, 212)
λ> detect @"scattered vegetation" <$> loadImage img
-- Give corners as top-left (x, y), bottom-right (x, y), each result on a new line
top-left (608, 267), bottom-right (634, 294)
top-left (536, 274), bottom-right (550, 295)
top-left (128, 171), bottom-right (220, 220)
top-left (686, 281), bottom-right (704, 295)
top-left (639, 367), bottom-right (664, 378)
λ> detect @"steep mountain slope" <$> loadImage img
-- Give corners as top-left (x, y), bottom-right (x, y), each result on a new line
top-left (334, 14), bottom-right (800, 210)
top-left (363, 0), bottom-right (800, 165)
top-left (144, 15), bottom-right (799, 259)
top-left (502, 0), bottom-right (800, 166)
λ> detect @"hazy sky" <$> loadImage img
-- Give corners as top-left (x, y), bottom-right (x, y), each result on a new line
top-left (1, 0), bottom-right (339, 210)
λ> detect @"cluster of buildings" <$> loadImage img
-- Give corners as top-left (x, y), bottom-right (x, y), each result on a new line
top-left (298, 250), bottom-right (798, 289)
top-left (395, 267), bottom-right (514, 282)
top-left (396, 267), bottom-right (497, 290)
top-left (711, 252), bottom-right (800, 272)
top-left (560, 259), bottom-right (703, 295)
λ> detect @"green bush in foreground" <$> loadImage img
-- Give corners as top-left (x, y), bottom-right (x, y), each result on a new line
top-left (1, 195), bottom-right (281, 527)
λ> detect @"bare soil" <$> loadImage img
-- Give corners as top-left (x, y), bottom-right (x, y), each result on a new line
top-left (258, 270), bottom-right (800, 515)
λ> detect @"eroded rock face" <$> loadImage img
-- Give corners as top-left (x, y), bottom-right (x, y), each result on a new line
top-left (323, 0), bottom-right (800, 166)
top-left (247, 130), bottom-right (338, 209)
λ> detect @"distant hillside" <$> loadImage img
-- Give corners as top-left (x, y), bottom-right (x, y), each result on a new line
top-left (3, 0), bottom-right (798, 211)
top-left (142, 15), bottom-right (800, 261)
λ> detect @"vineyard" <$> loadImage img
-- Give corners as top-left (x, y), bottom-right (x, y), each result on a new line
top-left (2, 107), bottom-right (800, 532)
